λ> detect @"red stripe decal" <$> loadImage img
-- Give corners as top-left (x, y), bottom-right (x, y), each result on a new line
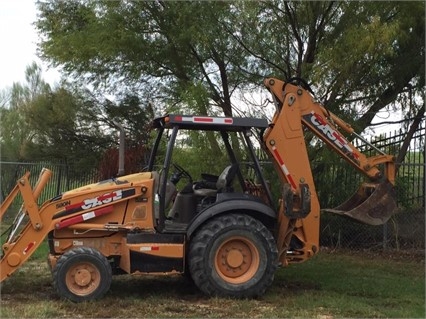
top-left (175, 116), bottom-right (182, 122)
top-left (151, 246), bottom-right (160, 251)
top-left (98, 192), bottom-right (116, 201)
top-left (57, 215), bottom-right (84, 229)
top-left (224, 118), bottom-right (233, 124)
top-left (332, 132), bottom-right (346, 144)
top-left (272, 148), bottom-right (284, 166)
top-left (194, 117), bottom-right (213, 122)
top-left (286, 175), bottom-right (298, 191)
top-left (23, 242), bottom-right (36, 254)
top-left (272, 147), bottom-right (297, 189)
top-left (56, 206), bottom-right (114, 230)
top-left (314, 113), bottom-right (327, 125)
top-left (65, 201), bottom-right (84, 210)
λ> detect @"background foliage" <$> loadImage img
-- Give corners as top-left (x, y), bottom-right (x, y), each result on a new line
top-left (0, 1), bottom-right (424, 176)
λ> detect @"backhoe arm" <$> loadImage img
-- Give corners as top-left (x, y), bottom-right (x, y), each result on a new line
top-left (264, 78), bottom-right (395, 184)
top-left (262, 78), bottom-right (397, 265)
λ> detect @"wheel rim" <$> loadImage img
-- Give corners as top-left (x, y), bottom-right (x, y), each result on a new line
top-left (65, 262), bottom-right (101, 296)
top-left (214, 236), bottom-right (260, 284)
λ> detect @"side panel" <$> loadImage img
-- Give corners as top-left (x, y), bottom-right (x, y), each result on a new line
top-left (1, 172), bottom-right (156, 282)
top-left (120, 233), bottom-right (185, 274)
top-left (49, 232), bottom-right (125, 257)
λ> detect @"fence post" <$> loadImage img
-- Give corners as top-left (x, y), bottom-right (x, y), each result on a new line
top-left (423, 148), bottom-right (425, 208)
top-left (382, 223), bottom-right (388, 250)
top-left (66, 163), bottom-right (70, 191)
top-left (56, 164), bottom-right (62, 196)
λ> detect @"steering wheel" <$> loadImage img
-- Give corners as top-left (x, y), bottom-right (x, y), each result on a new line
top-left (171, 163), bottom-right (193, 184)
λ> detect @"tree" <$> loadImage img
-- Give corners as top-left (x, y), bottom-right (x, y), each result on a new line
top-left (34, 0), bottom-right (425, 184)
top-left (36, 1), bottom-right (424, 129)
top-left (97, 94), bottom-right (154, 179)
top-left (36, 1), bottom-right (257, 157)
top-left (0, 62), bottom-right (50, 160)
top-left (36, 1), bottom-right (242, 116)
top-left (0, 63), bottom-right (153, 176)
top-left (309, 1), bottom-right (425, 131)
top-left (23, 84), bottom-right (111, 170)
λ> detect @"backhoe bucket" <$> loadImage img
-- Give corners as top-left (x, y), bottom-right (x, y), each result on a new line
top-left (322, 180), bottom-right (397, 225)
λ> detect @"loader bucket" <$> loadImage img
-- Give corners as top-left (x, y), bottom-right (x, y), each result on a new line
top-left (322, 179), bottom-right (397, 225)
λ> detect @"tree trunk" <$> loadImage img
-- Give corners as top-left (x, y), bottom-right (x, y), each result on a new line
top-left (395, 104), bottom-right (425, 172)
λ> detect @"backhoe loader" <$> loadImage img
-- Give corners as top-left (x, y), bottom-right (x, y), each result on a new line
top-left (0, 77), bottom-right (397, 302)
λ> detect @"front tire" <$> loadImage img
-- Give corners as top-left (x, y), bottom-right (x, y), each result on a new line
top-left (52, 247), bottom-right (112, 302)
top-left (189, 213), bottom-right (278, 298)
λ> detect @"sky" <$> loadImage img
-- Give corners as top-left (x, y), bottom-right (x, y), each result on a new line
top-left (0, 0), bottom-right (60, 89)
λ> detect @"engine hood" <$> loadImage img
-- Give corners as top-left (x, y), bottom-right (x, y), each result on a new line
top-left (62, 172), bottom-right (153, 198)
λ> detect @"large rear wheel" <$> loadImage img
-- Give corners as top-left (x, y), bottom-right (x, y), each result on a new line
top-left (52, 247), bottom-right (112, 302)
top-left (189, 213), bottom-right (278, 298)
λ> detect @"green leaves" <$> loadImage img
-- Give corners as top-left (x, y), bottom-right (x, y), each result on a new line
top-left (35, 1), bottom-right (424, 126)
top-left (29, 0), bottom-right (425, 173)
top-left (0, 62), bottom-right (153, 173)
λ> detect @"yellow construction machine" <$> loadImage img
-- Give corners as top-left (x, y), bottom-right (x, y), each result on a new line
top-left (0, 77), bottom-right (396, 302)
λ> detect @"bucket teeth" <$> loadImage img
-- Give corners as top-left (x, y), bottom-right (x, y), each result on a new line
top-left (322, 180), bottom-right (397, 225)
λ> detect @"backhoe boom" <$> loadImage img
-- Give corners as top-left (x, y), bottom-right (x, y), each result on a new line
top-left (262, 78), bottom-right (397, 264)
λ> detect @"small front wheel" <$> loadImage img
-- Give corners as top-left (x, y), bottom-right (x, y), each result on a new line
top-left (52, 247), bottom-right (112, 302)
top-left (189, 213), bottom-right (278, 298)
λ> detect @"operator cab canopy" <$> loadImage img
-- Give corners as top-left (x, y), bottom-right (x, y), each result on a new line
top-left (148, 114), bottom-right (274, 229)
top-left (152, 114), bottom-right (269, 132)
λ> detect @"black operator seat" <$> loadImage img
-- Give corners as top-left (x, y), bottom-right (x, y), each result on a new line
top-left (193, 164), bottom-right (239, 197)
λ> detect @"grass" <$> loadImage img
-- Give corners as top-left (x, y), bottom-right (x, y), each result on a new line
top-left (271, 251), bottom-right (425, 318)
top-left (0, 245), bottom-right (424, 318)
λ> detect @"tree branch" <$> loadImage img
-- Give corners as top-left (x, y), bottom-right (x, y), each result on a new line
top-left (396, 104), bottom-right (425, 168)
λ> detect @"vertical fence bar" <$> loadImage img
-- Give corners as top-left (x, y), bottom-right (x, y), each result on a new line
top-left (66, 163), bottom-right (70, 191)
top-left (56, 164), bottom-right (62, 196)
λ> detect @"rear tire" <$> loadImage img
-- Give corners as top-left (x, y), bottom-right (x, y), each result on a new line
top-left (189, 213), bottom-right (278, 298)
top-left (52, 247), bottom-right (112, 302)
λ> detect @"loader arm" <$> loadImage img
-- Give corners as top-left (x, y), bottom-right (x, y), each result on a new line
top-left (1, 169), bottom-right (53, 281)
top-left (262, 78), bottom-right (397, 264)
top-left (0, 169), bottom-right (147, 282)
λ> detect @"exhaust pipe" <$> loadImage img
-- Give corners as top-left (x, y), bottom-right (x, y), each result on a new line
top-left (113, 121), bottom-right (125, 177)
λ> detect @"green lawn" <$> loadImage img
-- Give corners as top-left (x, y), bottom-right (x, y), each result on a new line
top-left (0, 246), bottom-right (424, 318)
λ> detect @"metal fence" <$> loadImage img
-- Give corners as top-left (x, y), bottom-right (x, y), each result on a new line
top-left (1, 120), bottom-right (424, 250)
top-left (1, 161), bottom-right (99, 201)
top-left (0, 161), bottom-right (98, 223)
top-left (320, 194), bottom-right (424, 250)
top-left (319, 120), bottom-right (425, 250)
